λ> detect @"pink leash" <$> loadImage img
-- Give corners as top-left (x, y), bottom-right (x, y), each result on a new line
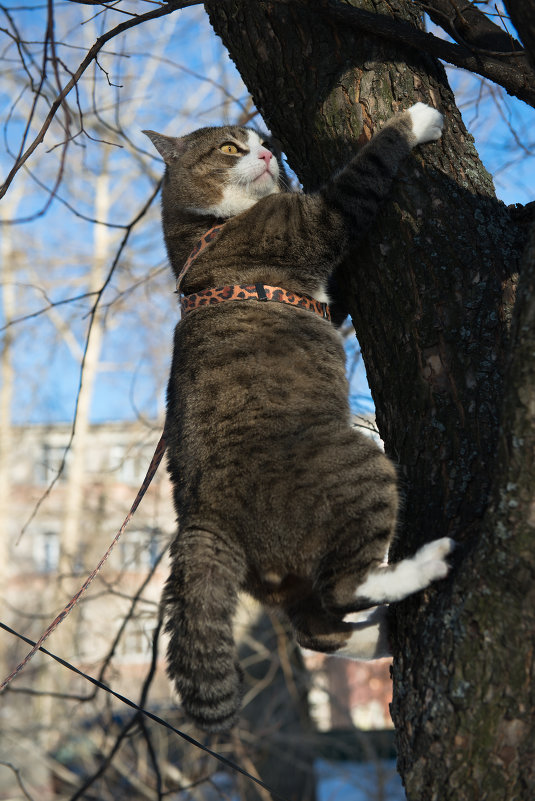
top-left (0, 434), bottom-right (167, 692)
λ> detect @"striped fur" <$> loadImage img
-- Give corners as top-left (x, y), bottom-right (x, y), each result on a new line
top-left (145, 104), bottom-right (450, 732)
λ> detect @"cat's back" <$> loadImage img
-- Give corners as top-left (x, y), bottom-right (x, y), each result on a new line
top-left (155, 122), bottom-right (379, 543)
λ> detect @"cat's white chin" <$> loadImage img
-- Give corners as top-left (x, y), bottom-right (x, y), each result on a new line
top-left (195, 180), bottom-right (280, 218)
top-left (253, 169), bottom-right (274, 183)
top-left (248, 168), bottom-right (278, 195)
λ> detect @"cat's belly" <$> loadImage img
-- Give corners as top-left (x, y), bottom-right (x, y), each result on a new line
top-left (173, 420), bottom-right (393, 576)
top-left (167, 302), bottom-right (395, 587)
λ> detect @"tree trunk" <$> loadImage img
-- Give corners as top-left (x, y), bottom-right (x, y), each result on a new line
top-left (203, 1), bottom-right (533, 798)
top-left (59, 147), bottom-right (111, 580)
top-left (0, 191), bottom-right (20, 674)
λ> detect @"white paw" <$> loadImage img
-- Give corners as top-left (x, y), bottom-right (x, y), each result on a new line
top-left (337, 607), bottom-right (391, 661)
top-left (418, 557), bottom-right (450, 584)
top-left (408, 102), bottom-right (444, 145)
top-left (416, 537), bottom-right (456, 562)
top-left (354, 537), bottom-right (455, 605)
top-left (413, 537), bottom-right (455, 586)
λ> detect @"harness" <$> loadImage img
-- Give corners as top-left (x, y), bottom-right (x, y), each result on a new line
top-left (177, 224), bottom-right (331, 322)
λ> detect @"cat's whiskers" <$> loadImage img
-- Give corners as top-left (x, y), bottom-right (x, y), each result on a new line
top-left (276, 174), bottom-right (296, 193)
top-left (210, 165), bottom-right (291, 195)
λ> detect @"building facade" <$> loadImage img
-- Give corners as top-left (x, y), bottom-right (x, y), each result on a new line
top-left (1, 420), bottom-right (393, 799)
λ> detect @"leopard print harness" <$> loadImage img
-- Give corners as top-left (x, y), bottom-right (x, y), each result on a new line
top-left (177, 224), bottom-right (331, 323)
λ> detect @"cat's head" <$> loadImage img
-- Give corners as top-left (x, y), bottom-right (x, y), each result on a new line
top-left (143, 125), bottom-right (284, 219)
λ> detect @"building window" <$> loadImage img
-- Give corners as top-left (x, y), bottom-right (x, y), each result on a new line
top-left (109, 444), bottom-right (157, 485)
top-left (38, 444), bottom-right (70, 483)
top-left (35, 531), bottom-right (60, 573)
top-left (109, 445), bottom-right (137, 484)
top-left (117, 621), bottom-right (154, 662)
top-left (120, 529), bottom-right (161, 571)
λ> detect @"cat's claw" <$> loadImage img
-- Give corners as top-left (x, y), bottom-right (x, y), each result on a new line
top-left (408, 102), bottom-right (444, 145)
top-left (412, 537), bottom-right (456, 584)
top-left (415, 536), bottom-right (456, 561)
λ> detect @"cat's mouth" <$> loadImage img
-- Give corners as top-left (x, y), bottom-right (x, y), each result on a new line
top-left (253, 167), bottom-right (274, 183)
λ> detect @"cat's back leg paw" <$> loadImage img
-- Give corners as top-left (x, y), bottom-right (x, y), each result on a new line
top-left (335, 606), bottom-right (392, 661)
top-left (404, 536), bottom-right (456, 584)
top-left (414, 536), bottom-right (456, 562)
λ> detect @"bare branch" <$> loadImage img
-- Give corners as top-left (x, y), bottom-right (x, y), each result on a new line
top-left (280, 0), bottom-right (535, 106)
top-left (0, 0), bottom-right (203, 199)
top-left (14, 179), bottom-right (161, 541)
top-left (504, 0), bottom-right (535, 68)
top-left (0, 621), bottom-right (292, 801)
top-left (0, 762), bottom-right (35, 801)
top-left (419, 0), bottom-right (524, 56)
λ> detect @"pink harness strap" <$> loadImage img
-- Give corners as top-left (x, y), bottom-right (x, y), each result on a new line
top-left (177, 224), bottom-right (332, 323)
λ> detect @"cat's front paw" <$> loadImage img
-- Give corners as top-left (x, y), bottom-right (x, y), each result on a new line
top-left (408, 102), bottom-right (444, 145)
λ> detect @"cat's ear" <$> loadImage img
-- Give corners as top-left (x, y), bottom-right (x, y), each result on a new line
top-left (142, 130), bottom-right (187, 164)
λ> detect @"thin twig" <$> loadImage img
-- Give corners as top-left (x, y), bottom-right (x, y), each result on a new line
top-left (0, 0), bottom-right (203, 199)
top-left (0, 621), bottom-right (291, 801)
top-left (16, 179), bottom-right (161, 541)
top-left (0, 761), bottom-right (35, 801)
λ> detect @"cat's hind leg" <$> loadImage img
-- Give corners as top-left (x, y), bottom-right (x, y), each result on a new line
top-left (330, 538), bottom-right (455, 658)
top-left (334, 606), bottom-right (391, 660)
top-left (162, 527), bottom-right (246, 732)
top-left (351, 537), bottom-right (456, 608)
top-left (286, 596), bottom-right (391, 660)
top-left (286, 535), bottom-right (454, 661)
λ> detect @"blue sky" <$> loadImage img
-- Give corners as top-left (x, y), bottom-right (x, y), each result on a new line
top-left (1, 1), bottom-right (534, 425)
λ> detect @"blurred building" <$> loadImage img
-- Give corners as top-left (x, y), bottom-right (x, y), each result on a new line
top-left (3, 421), bottom-right (174, 689)
top-left (1, 420), bottom-right (394, 799)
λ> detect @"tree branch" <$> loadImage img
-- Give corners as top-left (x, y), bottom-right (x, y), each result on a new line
top-left (419, 0), bottom-right (524, 55)
top-left (504, 0), bottom-right (535, 69)
top-left (281, 0), bottom-right (535, 106)
top-left (0, 0), bottom-right (202, 200)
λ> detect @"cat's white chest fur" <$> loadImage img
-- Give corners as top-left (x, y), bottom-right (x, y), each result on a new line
top-left (312, 282), bottom-right (331, 305)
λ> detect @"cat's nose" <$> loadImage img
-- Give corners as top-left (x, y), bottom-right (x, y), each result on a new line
top-left (258, 148), bottom-right (273, 165)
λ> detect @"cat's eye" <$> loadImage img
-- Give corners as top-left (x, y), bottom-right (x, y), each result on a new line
top-left (220, 143), bottom-right (241, 155)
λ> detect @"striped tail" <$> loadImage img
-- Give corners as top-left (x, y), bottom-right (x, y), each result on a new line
top-left (162, 528), bottom-right (245, 732)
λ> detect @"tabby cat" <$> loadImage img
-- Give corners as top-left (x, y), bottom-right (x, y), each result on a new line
top-left (143, 103), bottom-right (453, 733)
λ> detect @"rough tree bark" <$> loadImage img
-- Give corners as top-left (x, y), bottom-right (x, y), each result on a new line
top-left (202, 1), bottom-right (534, 799)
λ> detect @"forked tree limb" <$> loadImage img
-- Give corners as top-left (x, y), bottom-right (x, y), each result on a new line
top-left (278, 0), bottom-right (535, 106)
